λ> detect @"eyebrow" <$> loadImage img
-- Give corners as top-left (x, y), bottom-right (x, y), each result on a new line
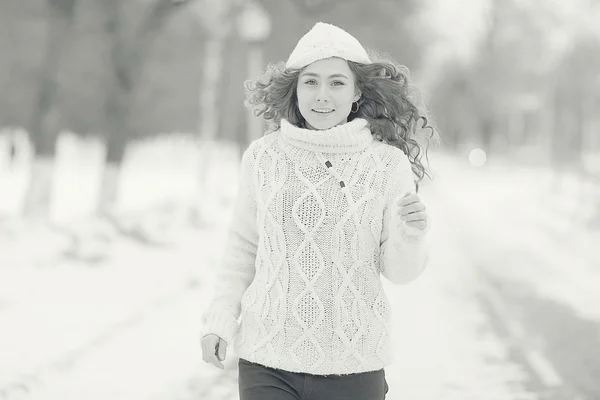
top-left (300, 72), bottom-right (350, 79)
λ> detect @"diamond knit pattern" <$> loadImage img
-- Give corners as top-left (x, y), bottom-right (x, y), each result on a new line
top-left (202, 118), bottom-right (429, 375)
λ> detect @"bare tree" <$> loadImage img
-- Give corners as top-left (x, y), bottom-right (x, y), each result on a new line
top-left (551, 36), bottom-right (600, 225)
top-left (190, 0), bottom-right (244, 226)
top-left (98, 0), bottom-right (189, 218)
top-left (24, 0), bottom-right (77, 219)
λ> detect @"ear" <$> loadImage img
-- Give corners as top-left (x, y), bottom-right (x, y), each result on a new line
top-left (353, 89), bottom-right (362, 103)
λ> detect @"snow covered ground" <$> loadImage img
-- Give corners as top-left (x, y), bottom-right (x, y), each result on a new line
top-left (432, 153), bottom-right (600, 324)
top-left (1, 132), bottom-right (599, 399)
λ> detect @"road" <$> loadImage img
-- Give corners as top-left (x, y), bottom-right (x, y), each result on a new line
top-left (1, 153), bottom-right (599, 399)
top-left (430, 155), bottom-right (600, 400)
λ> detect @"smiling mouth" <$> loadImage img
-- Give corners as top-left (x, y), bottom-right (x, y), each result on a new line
top-left (312, 109), bottom-right (335, 114)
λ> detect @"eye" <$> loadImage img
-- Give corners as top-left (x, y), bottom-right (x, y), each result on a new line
top-left (331, 81), bottom-right (345, 86)
top-left (304, 79), bottom-right (317, 85)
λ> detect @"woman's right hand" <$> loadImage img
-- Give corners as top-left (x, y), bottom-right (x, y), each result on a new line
top-left (201, 333), bottom-right (227, 369)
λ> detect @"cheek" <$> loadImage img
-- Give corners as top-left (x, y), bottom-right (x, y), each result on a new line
top-left (296, 88), bottom-right (310, 107)
top-left (336, 90), bottom-right (356, 108)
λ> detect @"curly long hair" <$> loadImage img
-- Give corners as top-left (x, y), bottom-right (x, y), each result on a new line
top-left (243, 51), bottom-right (440, 190)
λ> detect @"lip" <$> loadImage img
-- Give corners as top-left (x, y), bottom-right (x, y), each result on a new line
top-left (312, 108), bottom-right (335, 114)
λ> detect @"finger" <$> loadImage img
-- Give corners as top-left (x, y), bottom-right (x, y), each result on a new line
top-left (217, 338), bottom-right (227, 362)
top-left (398, 193), bottom-right (420, 206)
top-left (201, 341), bottom-right (213, 364)
top-left (205, 351), bottom-right (224, 369)
top-left (398, 203), bottom-right (426, 216)
top-left (207, 341), bottom-right (224, 369)
top-left (405, 220), bottom-right (427, 230)
top-left (401, 212), bottom-right (427, 222)
top-left (398, 192), bottom-right (416, 202)
top-left (201, 340), bottom-right (208, 362)
top-left (212, 355), bottom-right (225, 370)
top-left (201, 336), bottom-right (223, 369)
top-left (398, 207), bottom-right (425, 220)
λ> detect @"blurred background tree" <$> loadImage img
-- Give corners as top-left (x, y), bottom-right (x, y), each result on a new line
top-left (97, 0), bottom-right (191, 218)
top-left (551, 35), bottom-right (600, 173)
top-left (430, 0), bottom-right (558, 156)
top-left (23, 0), bottom-right (77, 219)
top-left (1, 0), bottom-right (599, 227)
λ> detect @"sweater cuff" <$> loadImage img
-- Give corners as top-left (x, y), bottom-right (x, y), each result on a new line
top-left (202, 311), bottom-right (239, 344)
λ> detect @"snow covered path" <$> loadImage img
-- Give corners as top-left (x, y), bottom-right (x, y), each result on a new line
top-left (431, 154), bottom-right (600, 400)
top-left (1, 152), bottom-right (599, 399)
top-left (0, 224), bottom-right (232, 400)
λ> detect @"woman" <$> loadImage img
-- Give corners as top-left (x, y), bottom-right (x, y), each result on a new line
top-left (201, 22), bottom-right (438, 400)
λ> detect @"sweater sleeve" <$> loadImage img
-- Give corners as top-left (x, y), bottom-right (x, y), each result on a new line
top-left (379, 151), bottom-right (430, 284)
top-left (201, 141), bottom-right (259, 344)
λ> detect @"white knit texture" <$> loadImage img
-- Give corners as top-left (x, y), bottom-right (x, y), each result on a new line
top-left (285, 22), bottom-right (372, 69)
top-left (202, 119), bottom-right (429, 375)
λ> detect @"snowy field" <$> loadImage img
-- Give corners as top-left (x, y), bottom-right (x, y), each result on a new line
top-left (434, 152), bottom-right (600, 320)
top-left (1, 129), bottom-right (599, 399)
top-left (0, 130), bottom-right (240, 399)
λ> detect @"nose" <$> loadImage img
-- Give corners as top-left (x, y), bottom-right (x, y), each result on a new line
top-left (315, 85), bottom-right (330, 102)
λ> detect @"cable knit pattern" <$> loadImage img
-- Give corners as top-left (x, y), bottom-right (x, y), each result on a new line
top-left (202, 118), bottom-right (429, 375)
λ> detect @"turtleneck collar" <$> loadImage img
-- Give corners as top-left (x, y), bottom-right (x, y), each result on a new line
top-left (279, 118), bottom-right (373, 154)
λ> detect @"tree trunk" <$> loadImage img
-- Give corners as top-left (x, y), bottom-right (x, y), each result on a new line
top-left (570, 96), bottom-right (585, 169)
top-left (191, 0), bottom-right (247, 226)
top-left (192, 36), bottom-right (228, 226)
top-left (23, 0), bottom-right (76, 219)
top-left (219, 33), bottom-right (245, 149)
top-left (550, 89), bottom-right (566, 168)
top-left (480, 117), bottom-right (494, 155)
top-left (97, 0), bottom-right (186, 216)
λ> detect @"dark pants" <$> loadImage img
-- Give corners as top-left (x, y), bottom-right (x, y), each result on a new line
top-left (238, 358), bottom-right (389, 400)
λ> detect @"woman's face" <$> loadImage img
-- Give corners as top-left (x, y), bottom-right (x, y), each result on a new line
top-left (296, 57), bottom-right (361, 130)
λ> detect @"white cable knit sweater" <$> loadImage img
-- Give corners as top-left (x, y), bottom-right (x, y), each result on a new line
top-left (202, 118), bottom-right (429, 375)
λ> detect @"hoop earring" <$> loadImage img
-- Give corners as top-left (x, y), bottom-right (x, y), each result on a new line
top-left (351, 102), bottom-right (359, 113)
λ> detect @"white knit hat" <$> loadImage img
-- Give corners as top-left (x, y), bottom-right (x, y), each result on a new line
top-left (285, 22), bottom-right (371, 70)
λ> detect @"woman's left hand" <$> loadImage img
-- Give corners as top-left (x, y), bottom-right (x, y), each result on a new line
top-left (396, 192), bottom-right (428, 231)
